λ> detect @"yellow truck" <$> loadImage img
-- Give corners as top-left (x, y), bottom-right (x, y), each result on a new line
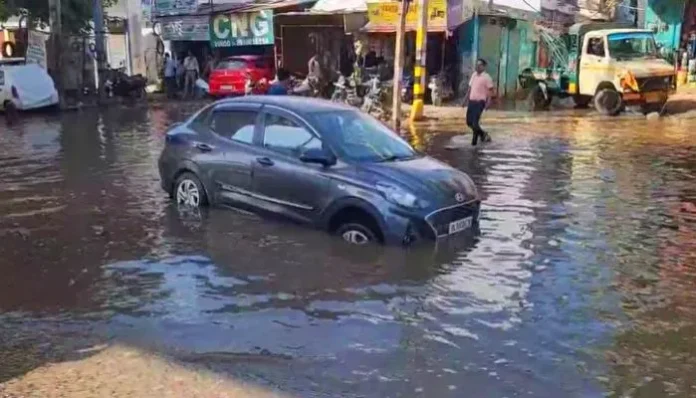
top-left (524, 22), bottom-right (677, 115)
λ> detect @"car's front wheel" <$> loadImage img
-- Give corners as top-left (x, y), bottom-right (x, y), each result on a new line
top-left (174, 172), bottom-right (207, 208)
top-left (336, 223), bottom-right (379, 245)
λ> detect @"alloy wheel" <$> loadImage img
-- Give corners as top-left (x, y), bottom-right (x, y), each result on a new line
top-left (176, 179), bottom-right (200, 207)
top-left (341, 229), bottom-right (371, 245)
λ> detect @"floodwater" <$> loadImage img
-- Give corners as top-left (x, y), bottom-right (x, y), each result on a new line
top-left (1, 105), bottom-right (695, 397)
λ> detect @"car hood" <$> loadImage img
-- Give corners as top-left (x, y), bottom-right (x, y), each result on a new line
top-left (354, 156), bottom-right (479, 208)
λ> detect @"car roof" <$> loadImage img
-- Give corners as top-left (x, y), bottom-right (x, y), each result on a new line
top-left (225, 55), bottom-right (269, 60)
top-left (215, 96), bottom-right (356, 115)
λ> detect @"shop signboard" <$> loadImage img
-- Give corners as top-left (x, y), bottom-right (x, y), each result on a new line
top-left (142, 0), bottom-right (153, 21)
top-left (25, 30), bottom-right (48, 69)
top-left (160, 15), bottom-right (210, 41)
top-left (153, 0), bottom-right (198, 17)
top-left (210, 10), bottom-right (274, 48)
top-left (366, 0), bottom-right (446, 26)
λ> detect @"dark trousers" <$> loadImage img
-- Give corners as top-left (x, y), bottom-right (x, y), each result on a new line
top-left (164, 76), bottom-right (176, 98)
top-left (466, 100), bottom-right (488, 145)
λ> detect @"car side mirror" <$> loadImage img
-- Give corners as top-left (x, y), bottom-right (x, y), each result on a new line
top-left (299, 148), bottom-right (336, 167)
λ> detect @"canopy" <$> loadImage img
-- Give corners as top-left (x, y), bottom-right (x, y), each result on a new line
top-left (310, 0), bottom-right (367, 13)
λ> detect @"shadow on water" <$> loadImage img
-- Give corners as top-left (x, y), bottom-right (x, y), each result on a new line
top-left (1, 104), bottom-right (695, 396)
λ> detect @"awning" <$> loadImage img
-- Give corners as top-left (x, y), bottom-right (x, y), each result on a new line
top-left (361, 21), bottom-right (447, 33)
top-left (310, 0), bottom-right (367, 13)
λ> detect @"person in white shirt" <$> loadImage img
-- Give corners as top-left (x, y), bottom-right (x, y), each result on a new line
top-left (183, 51), bottom-right (200, 99)
top-left (163, 53), bottom-right (177, 98)
top-left (465, 58), bottom-right (494, 146)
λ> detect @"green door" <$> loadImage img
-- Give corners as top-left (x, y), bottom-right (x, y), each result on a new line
top-left (505, 28), bottom-right (521, 97)
top-left (478, 21), bottom-right (503, 95)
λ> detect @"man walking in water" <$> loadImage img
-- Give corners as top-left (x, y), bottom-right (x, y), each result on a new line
top-left (465, 59), bottom-right (494, 146)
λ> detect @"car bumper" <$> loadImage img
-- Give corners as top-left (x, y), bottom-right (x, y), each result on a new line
top-left (382, 200), bottom-right (482, 246)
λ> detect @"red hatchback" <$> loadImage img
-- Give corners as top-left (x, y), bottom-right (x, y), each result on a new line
top-left (208, 55), bottom-right (274, 97)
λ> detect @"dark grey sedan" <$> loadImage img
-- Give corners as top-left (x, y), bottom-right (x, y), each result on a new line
top-left (158, 96), bottom-right (480, 246)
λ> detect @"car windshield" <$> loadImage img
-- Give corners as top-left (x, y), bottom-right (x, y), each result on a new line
top-left (216, 59), bottom-right (247, 70)
top-left (311, 110), bottom-right (418, 163)
top-left (608, 32), bottom-right (657, 59)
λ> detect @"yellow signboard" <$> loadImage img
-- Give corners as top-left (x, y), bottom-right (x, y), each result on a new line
top-left (366, 0), bottom-right (446, 26)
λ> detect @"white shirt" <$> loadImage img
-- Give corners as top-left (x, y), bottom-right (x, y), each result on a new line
top-left (184, 56), bottom-right (199, 73)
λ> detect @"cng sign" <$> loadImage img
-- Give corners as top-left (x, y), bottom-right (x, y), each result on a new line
top-left (210, 10), bottom-right (274, 47)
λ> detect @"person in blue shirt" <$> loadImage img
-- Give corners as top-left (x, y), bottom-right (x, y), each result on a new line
top-left (268, 68), bottom-right (291, 95)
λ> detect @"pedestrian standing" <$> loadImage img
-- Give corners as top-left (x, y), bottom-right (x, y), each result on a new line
top-left (163, 53), bottom-right (177, 99)
top-left (465, 59), bottom-right (494, 146)
top-left (176, 56), bottom-right (185, 92)
top-left (183, 51), bottom-right (199, 99)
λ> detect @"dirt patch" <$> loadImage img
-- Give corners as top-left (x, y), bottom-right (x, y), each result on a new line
top-left (0, 345), bottom-right (288, 398)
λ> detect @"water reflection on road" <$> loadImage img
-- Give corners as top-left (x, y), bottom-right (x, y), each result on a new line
top-left (1, 105), bottom-right (695, 397)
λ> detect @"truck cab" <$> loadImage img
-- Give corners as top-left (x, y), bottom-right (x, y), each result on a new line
top-left (567, 23), bottom-right (676, 115)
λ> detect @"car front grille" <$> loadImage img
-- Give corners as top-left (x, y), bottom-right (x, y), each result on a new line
top-left (638, 76), bottom-right (672, 92)
top-left (425, 201), bottom-right (480, 238)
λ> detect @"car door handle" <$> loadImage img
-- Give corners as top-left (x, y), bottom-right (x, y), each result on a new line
top-left (194, 142), bottom-right (214, 152)
top-left (256, 157), bottom-right (274, 166)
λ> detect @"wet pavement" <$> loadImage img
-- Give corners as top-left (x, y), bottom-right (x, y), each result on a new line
top-left (1, 104), bottom-right (695, 397)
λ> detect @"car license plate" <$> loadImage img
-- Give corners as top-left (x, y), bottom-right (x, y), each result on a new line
top-left (644, 92), bottom-right (663, 103)
top-left (448, 217), bottom-right (472, 235)
top-left (221, 85), bottom-right (233, 91)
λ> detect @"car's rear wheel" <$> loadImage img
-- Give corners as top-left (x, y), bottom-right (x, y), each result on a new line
top-left (174, 172), bottom-right (207, 208)
top-left (336, 222), bottom-right (379, 245)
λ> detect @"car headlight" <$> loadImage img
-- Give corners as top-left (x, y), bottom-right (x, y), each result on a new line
top-left (376, 183), bottom-right (421, 208)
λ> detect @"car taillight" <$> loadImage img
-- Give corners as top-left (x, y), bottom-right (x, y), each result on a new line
top-left (11, 86), bottom-right (18, 99)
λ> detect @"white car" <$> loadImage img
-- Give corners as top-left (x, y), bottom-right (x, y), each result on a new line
top-left (0, 63), bottom-right (59, 112)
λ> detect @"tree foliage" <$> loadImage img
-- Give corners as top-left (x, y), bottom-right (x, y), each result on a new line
top-left (0, 0), bottom-right (117, 34)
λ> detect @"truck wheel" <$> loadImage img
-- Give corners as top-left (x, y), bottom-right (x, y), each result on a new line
top-left (528, 84), bottom-right (551, 111)
top-left (573, 95), bottom-right (592, 108)
top-left (594, 88), bottom-right (622, 116)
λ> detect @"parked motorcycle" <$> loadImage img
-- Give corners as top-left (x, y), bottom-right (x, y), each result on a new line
top-left (401, 73), bottom-right (414, 104)
top-left (291, 76), bottom-right (321, 97)
top-left (428, 70), bottom-right (454, 106)
top-left (361, 75), bottom-right (389, 120)
top-left (244, 74), bottom-right (269, 95)
top-left (331, 75), bottom-right (362, 107)
top-left (105, 68), bottom-right (147, 99)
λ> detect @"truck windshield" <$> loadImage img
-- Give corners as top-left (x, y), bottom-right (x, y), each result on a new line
top-left (607, 32), bottom-right (657, 60)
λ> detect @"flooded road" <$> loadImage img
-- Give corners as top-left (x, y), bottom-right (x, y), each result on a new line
top-left (1, 105), bottom-right (695, 397)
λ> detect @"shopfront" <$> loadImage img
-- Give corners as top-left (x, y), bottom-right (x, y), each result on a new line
top-left (360, 0), bottom-right (457, 81)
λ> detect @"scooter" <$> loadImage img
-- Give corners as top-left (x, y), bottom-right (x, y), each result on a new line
top-left (105, 67), bottom-right (147, 99)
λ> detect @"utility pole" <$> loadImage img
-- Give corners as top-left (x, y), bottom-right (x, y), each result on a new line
top-left (48, 0), bottom-right (63, 105)
top-left (93, 0), bottom-right (107, 100)
top-left (409, 0), bottom-right (428, 122)
top-left (391, 0), bottom-right (408, 131)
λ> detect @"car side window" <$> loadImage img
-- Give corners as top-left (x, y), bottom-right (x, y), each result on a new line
top-left (262, 113), bottom-right (321, 156)
top-left (189, 107), bottom-right (213, 134)
top-left (211, 110), bottom-right (257, 144)
top-left (587, 37), bottom-right (606, 57)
